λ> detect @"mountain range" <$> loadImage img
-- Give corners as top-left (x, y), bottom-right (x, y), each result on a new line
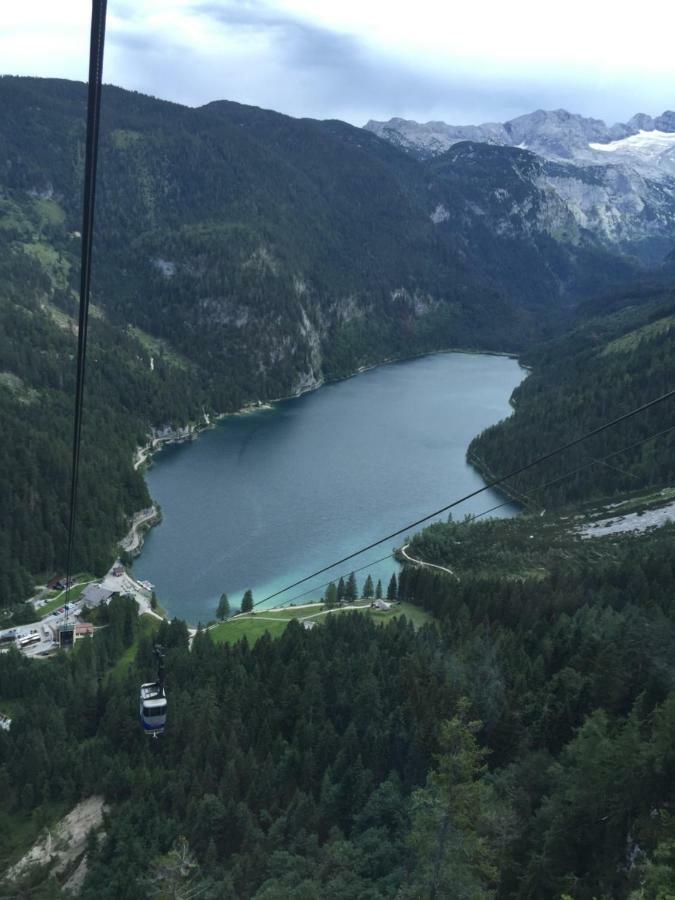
top-left (366, 109), bottom-right (675, 263)
top-left (365, 108), bottom-right (675, 165)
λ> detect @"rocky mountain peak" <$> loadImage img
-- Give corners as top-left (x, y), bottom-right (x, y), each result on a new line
top-left (655, 111), bottom-right (675, 131)
top-left (364, 108), bottom-right (675, 165)
top-left (364, 107), bottom-right (675, 265)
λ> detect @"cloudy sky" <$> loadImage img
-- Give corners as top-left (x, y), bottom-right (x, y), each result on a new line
top-left (3, 0), bottom-right (675, 126)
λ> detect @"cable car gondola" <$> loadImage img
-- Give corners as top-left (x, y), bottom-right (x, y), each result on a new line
top-left (140, 645), bottom-right (167, 737)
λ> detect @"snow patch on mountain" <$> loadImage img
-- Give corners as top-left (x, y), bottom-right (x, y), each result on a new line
top-left (589, 130), bottom-right (675, 178)
top-left (365, 109), bottom-right (675, 166)
top-left (590, 130), bottom-right (675, 154)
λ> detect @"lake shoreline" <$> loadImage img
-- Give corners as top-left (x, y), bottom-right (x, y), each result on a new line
top-left (127, 347), bottom-right (524, 619)
top-left (131, 343), bottom-right (523, 475)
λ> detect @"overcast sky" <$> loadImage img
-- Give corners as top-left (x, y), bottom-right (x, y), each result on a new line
top-left (2, 0), bottom-right (675, 126)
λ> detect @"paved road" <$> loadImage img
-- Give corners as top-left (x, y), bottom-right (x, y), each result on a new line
top-left (119, 507), bottom-right (159, 555)
top-left (1, 621), bottom-right (57, 657)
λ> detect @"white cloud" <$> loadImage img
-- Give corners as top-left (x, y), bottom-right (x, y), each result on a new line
top-left (276, 0), bottom-right (675, 74)
top-left (1, 0), bottom-right (674, 125)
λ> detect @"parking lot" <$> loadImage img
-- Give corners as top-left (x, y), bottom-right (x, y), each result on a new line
top-left (0, 622), bottom-right (56, 657)
top-left (1, 562), bottom-right (157, 657)
top-left (1, 590), bottom-right (95, 657)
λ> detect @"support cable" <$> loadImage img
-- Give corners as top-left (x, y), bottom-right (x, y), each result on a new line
top-left (65, 0), bottom-right (108, 612)
top-left (253, 392), bottom-right (675, 609)
top-left (266, 421), bottom-right (675, 609)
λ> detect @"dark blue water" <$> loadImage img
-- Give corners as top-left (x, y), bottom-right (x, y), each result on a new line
top-left (134, 353), bottom-right (523, 623)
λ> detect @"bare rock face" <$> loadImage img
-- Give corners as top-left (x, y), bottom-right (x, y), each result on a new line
top-left (365, 108), bottom-right (675, 164)
top-left (3, 796), bottom-right (107, 895)
top-left (365, 109), bottom-right (675, 262)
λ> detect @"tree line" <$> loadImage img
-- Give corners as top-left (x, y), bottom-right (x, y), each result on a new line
top-left (2, 516), bottom-right (674, 897)
top-left (216, 573), bottom-right (400, 620)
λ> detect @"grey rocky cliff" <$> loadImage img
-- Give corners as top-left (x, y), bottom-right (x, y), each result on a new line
top-left (365, 109), bottom-right (675, 262)
top-left (365, 108), bottom-right (675, 163)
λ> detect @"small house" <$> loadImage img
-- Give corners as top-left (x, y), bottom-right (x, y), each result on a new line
top-left (47, 576), bottom-right (73, 591)
top-left (74, 623), bottom-right (94, 642)
top-left (373, 599), bottom-right (392, 611)
top-left (112, 562), bottom-right (125, 577)
top-left (302, 620), bottom-right (317, 631)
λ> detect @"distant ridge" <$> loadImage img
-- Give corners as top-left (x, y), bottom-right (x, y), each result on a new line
top-left (365, 108), bottom-right (675, 163)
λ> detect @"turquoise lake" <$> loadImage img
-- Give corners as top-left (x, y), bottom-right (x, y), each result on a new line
top-left (134, 352), bottom-right (524, 623)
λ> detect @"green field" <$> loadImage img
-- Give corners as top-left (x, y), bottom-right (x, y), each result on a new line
top-left (209, 616), bottom-right (290, 644)
top-left (127, 325), bottom-right (190, 370)
top-left (243, 607), bottom-right (302, 619)
top-left (37, 580), bottom-right (97, 618)
top-left (602, 315), bottom-right (675, 355)
top-left (31, 197), bottom-right (66, 229)
top-left (208, 601), bottom-right (434, 645)
top-left (21, 241), bottom-right (70, 289)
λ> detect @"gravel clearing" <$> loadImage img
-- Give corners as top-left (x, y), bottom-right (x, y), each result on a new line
top-left (578, 500), bottom-right (675, 538)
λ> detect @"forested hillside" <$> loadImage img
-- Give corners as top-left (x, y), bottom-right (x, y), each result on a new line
top-left (469, 282), bottom-right (675, 508)
top-left (398, 518), bottom-right (675, 899)
top-left (1, 75), bottom-right (657, 604)
top-left (0, 78), bottom-right (509, 606)
top-left (1, 516), bottom-right (674, 898)
top-left (0, 243), bottom-right (221, 606)
top-left (3, 75), bottom-right (645, 400)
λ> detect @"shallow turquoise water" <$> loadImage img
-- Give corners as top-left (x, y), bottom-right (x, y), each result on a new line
top-left (134, 353), bottom-right (523, 623)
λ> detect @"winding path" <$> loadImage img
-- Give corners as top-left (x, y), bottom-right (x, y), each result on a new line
top-left (119, 506), bottom-right (159, 555)
top-left (133, 443), bottom-right (153, 471)
top-left (400, 544), bottom-right (460, 581)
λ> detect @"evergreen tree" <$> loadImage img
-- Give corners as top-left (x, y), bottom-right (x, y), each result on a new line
top-left (241, 589), bottom-right (254, 613)
top-left (404, 702), bottom-right (496, 899)
top-left (375, 579), bottom-right (383, 600)
top-left (337, 577), bottom-right (346, 603)
top-left (324, 582), bottom-right (338, 609)
top-left (216, 592), bottom-right (230, 620)
top-left (387, 573), bottom-right (398, 601)
top-left (363, 575), bottom-right (374, 599)
top-left (346, 572), bottom-right (358, 602)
